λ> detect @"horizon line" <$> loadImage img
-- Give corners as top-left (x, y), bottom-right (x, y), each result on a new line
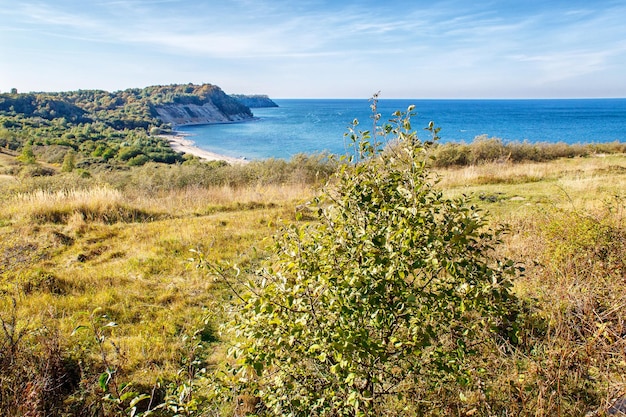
top-left (2, 88), bottom-right (625, 101)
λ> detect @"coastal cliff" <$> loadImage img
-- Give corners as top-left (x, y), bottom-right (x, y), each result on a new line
top-left (154, 102), bottom-right (252, 126)
top-left (0, 83), bottom-right (266, 129)
top-left (153, 84), bottom-right (254, 127)
top-left (0, 83), bottom-right (267, 166)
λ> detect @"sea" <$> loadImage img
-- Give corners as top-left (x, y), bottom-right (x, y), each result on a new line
top-left (177, 99), bottom-right (626, 160)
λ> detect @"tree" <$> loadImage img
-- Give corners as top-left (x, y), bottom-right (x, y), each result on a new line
top-left (18, 140), bottom-right (36, 164)
top-left (61, 149), bottom-right (76, 172)
top-left (216, 103), bottom-right (519, 416)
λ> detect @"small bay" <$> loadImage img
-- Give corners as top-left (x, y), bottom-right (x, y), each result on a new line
top-left (178, 98), bottom-right (626, 160)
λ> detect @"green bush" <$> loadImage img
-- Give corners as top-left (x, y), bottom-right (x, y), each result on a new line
top-left (127, 154), bottom-right (150, 166)
top-left (217, 105), bottom-right (519, 416)
top-left (117, 146), bottom-right (143, 161)
top-left (61, 149), bottom-right (76, 172)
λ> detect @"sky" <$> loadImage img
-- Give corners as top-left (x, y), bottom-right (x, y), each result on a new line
top-left (1, 0), bottom-right (626, 98)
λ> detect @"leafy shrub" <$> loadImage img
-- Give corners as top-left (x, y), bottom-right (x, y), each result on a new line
top-left (17, 140), bottom-right (36, 164)
top-left (127, 154), bottom-right (150, 166)
top-left (62, 149), bottom-right (76, 172)
top-left (117, 146), bottom-right (143, 161)
top-left (469, 135), bottom-right (508, 164)
top-left (19, 164), bottom-right (56, 178)
top-left (217, 105), bottom-right (519, 416)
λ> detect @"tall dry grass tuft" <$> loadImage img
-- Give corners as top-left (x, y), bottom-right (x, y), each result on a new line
top-left (437, 155), bottom-right (626, 190)
top-left (436, 161), bottom-right (549, 187)
top-left (1, 300), bottom-right (81, 417)
top-left (127, 183), bottom-right (316, 217)
top-left (9, 187), bottom-right (161, 224)
top-left (431, 136), bottom-right (626, 168)
top-left (15, 187), bottom-right (123, 206)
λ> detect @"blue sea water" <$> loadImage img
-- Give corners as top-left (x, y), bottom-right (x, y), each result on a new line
top-left (178, 99), bottom-right (626, 160)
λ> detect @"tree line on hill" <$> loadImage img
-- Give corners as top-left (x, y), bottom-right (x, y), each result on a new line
top-left (0, 84), bottom-right (255, 171)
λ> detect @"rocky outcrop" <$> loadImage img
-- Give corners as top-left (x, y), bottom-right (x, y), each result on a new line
top-left (151, 84), bottom-right (254, 127)
top-left (232, 94), bottom-right (279, 108)
top-left (154, 102), bottom-right (253, 127)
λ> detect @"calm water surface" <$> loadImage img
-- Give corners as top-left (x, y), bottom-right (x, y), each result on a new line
top-left (178, 99), bottom-right (626, 160)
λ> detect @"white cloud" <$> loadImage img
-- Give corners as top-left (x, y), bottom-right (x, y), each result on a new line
top-left (1, 0), bottom-right (625, 97)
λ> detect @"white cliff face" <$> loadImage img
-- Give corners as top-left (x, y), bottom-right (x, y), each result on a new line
top-left (154, 102), bottom-right (252, 127)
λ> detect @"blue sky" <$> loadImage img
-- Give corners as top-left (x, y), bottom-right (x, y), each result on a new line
top-left (1, 0), bottom-right (625, 98)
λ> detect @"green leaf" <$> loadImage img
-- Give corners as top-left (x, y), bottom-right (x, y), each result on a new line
top-left (345, 373), bottom-right (356, 385)
top-left (120, 391), bottom-right (139, 402)
top-left (70, 325), bottom-right (88, 336)
top-left (253, 361), bottom-right (263, 375)
top-left (98, 372), bottom-right (110, 391)
top-left (308, 344), bottom-right (321, 353)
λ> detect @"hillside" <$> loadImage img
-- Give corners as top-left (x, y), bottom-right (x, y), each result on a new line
top-left (0, 84), bottom-right (255, 171)
top-left (154, 102), bottom-right (251, 126)
top-left (1, 96), bottom-right (626, 415)
top-left (1, 132), bottom-right (626, 415)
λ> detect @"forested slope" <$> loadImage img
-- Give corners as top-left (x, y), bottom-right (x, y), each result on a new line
top-left (0, 84), bottom-right (253, 171)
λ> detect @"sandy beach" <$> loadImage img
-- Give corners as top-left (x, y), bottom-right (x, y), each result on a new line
top-left (162, 133), bottom-right (248, 164)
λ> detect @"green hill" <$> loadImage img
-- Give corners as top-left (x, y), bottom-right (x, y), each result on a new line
top-left (0, 84), bottom-right (254, 172)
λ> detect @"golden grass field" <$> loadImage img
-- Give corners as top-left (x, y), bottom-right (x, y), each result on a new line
top-left (1, 149), bottom-right (625, 416)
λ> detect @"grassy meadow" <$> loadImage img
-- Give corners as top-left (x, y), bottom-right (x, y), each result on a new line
top-left (1, 142), bottom-right (625, 416)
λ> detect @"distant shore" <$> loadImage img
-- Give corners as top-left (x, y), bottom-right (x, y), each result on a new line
top-left (162, 132), bottom-right (248, 165)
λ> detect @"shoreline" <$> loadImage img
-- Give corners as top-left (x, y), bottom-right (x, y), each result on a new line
top-left (157, 116), bottom-right (259, 164)
top-left (161, 132), bottom-right (249, 165)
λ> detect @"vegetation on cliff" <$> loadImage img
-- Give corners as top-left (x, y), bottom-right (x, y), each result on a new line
top-left (0, 84), bottom-right (253, 171)
top-left (231, 94), bottom-right (279, 108)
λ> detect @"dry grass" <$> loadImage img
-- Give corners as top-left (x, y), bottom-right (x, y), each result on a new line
top-left (428, 155), bottom-right (626, 416)
top-left (127, 183), bottom-right (315, 217)
top-left (0, 174), bottom-right (16, 183)
top-left (435, 155), bottom-right (626, 219)
top-left (4, 182), bottom-right (314, 224)
top-left (2, 152), bottom-right (626, 415)
top-left (437, 154), bottom-right (626, 188)
top-left (9, 187), bottom-right (130, 222)
top-left (481, 200), bottom-right (626, 416)
top-left (0, 162), bottom-right (316, 415)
